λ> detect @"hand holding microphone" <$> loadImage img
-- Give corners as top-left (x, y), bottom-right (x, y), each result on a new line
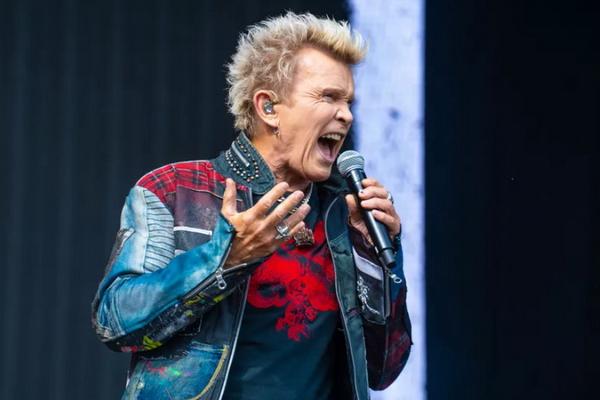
top-left (337, 151), bottom-right (401, 267)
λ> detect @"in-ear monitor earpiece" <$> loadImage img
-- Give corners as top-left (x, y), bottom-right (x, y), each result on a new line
top-left (263, 101), bottom-right (274, 114)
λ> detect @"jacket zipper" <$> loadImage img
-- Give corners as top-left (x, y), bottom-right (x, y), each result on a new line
top-left (182, 242), bottom-right (235, 301)
top-left (217, 280), bottom-right (249, 400)
top-left (217, 186), bottom-right (253, 400)
top-left (324, 196), bottom-right (363, 400)
top-left (382, 259), bottom-right (402, 319)
top-left (383, 269), bottom-right (391, 319)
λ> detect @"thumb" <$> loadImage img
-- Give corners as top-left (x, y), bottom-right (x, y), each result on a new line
top-left (345, 194), bottom-right (359, 216)
top-left (221, 178), bottom-right (238, 217)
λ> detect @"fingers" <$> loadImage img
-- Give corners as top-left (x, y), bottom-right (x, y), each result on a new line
top-left (287, 220), bottom-right (306, 238)
top-left (351, 177), bottom-right (395, 214)
top-left (221, 178), bottom-right (238, 217)
top-left (273, 203), bottom-right (309, 242)
top-left (345, 194), bottom-right (362, 220)
top-left (253, 182), bottom-right (290, 216)
top-left (345, 194), bottom-right (358, 210)
top-left (282, 203), bottom-right (310, 229)
top-left (372, 209), bottom-right (401, 237)
top-left (264, 190), bottom-right (308, 226)
top-left (357, 178), bottom-right (393, 211)
top-left (359, 197), bottom-right (395, 214)
top-left (360, 178), bottom-right (382, 189)
top-left (362, 195), bottom-right (400, 236)
top-left (358, 184), bottom-right (388, 201)
top-left (353, 178), bottom-right (401, 236)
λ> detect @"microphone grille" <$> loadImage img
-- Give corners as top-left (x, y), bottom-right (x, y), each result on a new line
top-left (337, 150), bottom-right (364, 177)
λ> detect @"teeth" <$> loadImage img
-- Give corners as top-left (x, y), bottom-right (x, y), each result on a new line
top-left (321, 133), bottom-right (342, 141)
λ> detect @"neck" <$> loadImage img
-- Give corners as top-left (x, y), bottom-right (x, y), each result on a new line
top-left (251, 131), bottom-right (311, 193)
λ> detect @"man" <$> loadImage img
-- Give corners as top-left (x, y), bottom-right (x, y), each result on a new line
top-left (92, 12), bottom-right (411, 400)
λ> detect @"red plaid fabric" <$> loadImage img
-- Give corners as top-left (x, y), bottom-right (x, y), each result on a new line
top-left (136, 161), bottom-right (248, 205)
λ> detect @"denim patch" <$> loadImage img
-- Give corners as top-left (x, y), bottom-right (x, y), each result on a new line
top-left (104, 228), bottom-right (134, 275)
top-left (123, 342), bottom-right (229, 400)
top-left (142, 189), bottom-right (176, 272)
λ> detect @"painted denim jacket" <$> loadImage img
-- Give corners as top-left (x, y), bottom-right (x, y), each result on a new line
top-left (92, 133), bottom-right (412, 400)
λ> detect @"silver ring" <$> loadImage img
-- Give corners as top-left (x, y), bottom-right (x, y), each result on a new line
top-left (386, 191), bottom-right (394, 204)
top-left (275, 223), bottom-right (290, 240)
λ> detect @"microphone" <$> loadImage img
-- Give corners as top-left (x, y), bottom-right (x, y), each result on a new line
top-left (337, 150), bottom-right (396, 267)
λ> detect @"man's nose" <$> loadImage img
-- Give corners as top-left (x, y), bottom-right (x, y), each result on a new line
top-left (336, 103), bottom-right (353, 127)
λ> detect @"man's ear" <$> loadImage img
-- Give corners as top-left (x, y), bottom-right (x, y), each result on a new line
top-left (253, 90), bottom-right (279, 130)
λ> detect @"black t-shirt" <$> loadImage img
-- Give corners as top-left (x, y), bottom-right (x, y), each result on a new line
top-left (224, 192), bottom-right (338, 400)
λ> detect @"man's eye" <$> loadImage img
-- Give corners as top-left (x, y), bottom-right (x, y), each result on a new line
top-left (322, 94), bottom-right (335, 102)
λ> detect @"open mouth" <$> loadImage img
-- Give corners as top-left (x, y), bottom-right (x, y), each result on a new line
top-left (317, 133), bottom-right (344, 162)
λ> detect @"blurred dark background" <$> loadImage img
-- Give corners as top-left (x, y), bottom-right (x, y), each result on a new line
top-left (425, 0), bottom-right (599, 399)
top-left (0, 0), bottom-right (597, 399)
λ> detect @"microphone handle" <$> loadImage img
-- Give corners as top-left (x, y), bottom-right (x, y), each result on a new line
top-left (346, 169), bottom-right (396, 267)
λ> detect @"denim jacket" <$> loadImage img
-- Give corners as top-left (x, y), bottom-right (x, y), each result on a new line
top-left (92, 133), bottom-right (412, 400)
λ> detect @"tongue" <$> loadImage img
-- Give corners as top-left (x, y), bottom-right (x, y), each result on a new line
top-left (318, 138), bottom-right (334, 161)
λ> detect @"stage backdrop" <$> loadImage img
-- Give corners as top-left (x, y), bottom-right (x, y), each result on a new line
top-left (350, 1), bottom-right (425, 399)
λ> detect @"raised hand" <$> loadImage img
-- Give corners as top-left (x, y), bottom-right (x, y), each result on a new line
top-left (345, 178), bottom-right (401, 244)
top-left (221, 178), bottom-right (310, 267)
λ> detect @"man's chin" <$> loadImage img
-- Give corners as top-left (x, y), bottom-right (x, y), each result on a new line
top-left (307, 166), bottom-right (333, 183)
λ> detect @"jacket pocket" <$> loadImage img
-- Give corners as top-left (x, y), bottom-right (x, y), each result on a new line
top-left (123, 341), bottom-right (229, 400)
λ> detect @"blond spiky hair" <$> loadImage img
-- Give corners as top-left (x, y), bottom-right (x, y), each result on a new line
top-left (226, 12), bottom-right (367, 135)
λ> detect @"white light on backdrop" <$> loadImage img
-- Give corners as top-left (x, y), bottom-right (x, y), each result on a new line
top-left (349, 1), bottom-right (425, 399)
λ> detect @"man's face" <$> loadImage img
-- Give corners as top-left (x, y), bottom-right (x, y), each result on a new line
top-left (275, 47), bottom-right (354, 183)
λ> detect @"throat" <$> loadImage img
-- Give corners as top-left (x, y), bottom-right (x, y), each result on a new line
top-left (265, 157), bottom-right (311, 192)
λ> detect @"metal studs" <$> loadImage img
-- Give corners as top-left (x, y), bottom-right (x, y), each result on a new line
top-left (226, 141), bottom-right (261, 183)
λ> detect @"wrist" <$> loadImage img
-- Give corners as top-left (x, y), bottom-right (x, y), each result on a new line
top-left (223, 246), bottom-right (243, 269)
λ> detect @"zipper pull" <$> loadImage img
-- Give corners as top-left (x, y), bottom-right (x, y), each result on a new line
top-left (215, 267), bottom-right (227, 290)
top-left (383, 266), bottom-right (403, 284)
